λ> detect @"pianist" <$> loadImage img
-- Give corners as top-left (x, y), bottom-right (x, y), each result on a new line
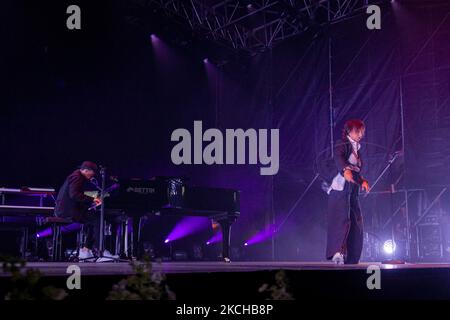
top-left (54, 161), bottom-right (107, 260)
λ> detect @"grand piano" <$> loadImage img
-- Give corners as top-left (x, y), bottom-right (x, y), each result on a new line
top-left (103, 177), bottom-right (240, 261)
top-left (0, 179), bottom-right (240, 261)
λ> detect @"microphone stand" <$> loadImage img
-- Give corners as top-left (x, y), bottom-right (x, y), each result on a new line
top-left (92, 166), bottom-right (124, 262)
top-left (98, 166), bottom-right (106, 257)
top-left (89, 173), bottom-right (126, 262)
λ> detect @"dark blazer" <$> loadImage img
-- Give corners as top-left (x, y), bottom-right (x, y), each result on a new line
top-left (333, 138), bottom-right (364, 185)
top-left (54, 170), bottom-right (95, 221)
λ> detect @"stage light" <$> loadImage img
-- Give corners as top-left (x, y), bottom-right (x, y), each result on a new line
top-left (165, 239), bottom-right (170, 244)
top-left (36, 223), bottom-right (81, 238)
top-left (165, 217), bottom-right (211, 243)
top-left (206, 231), bottom-right (222, 245)
top-left (383, 240), bottom-right (396, 255)
top-left (244, 224), bottom-right (278, 246)
top-left (244, 242), bottom-right (248, 246)
top-left (36, 228), bottom-right (52, 238)
top-left (203, 58), bottom-right (209, 63)
top-left (206, 241), bottom-right (210, 245)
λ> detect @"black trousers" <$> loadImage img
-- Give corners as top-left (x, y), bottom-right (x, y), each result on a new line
top-left (82, 213), bottom-right (101, 251)
top-left (326, 181), bottom-right (363, 264)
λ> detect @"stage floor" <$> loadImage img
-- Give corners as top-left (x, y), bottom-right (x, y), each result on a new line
top-left (3, 260), bottom-right (450, 299)
top-left (2, 260), bottom-right (450, 277)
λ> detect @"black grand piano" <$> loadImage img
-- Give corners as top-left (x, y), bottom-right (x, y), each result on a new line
top-left (0, 179), bottom-right (240, 262)
top-left (102, 177), bottom-right (240, 261)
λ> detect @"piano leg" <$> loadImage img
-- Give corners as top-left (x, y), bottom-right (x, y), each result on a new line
top-left (130, 216), bottom-right (145, 260)
top-left (124, 218), bottom-right (129, 258)
top-left (21, 227), bottom-right (28, 259)
top-left (116, 221), bottom-right (124, 258)
top-left (121, 216), bottom-right (140, 260)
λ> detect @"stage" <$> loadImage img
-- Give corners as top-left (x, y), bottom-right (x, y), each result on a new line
top-left (3, 260), bottom-right (450, 276)
top-left (4, 0), bottom-right (450, 304)
top-left (2, 261), bottom-right (450, 300)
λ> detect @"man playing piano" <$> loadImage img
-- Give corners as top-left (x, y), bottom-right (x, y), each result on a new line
top-left (54, 161), bottom-right (114, 260)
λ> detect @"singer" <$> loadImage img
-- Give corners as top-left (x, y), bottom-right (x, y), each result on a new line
top-left (54, 161), bottom-right (104, 260)
top-left (325, 119), bottom-right (370, 265)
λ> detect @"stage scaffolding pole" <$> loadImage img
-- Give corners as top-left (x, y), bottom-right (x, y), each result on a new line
top-left (399, 78), bottom-right (412, 260)
top-left (268, 48), bottom-right (276, 261)
top-left (328, 1), bottom-right (334, 158)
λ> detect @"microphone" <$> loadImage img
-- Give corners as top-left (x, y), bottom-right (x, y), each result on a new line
top-left (89, 177), bottom-right (101, 190)
top-left (90, 177), bottom-right (98, 184)
top-left (99, 165), bottom-right (107, 172)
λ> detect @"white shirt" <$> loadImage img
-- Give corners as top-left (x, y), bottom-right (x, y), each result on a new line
top-left (347, 135), bottom-right (361, 166)
top-left (327, 136), bottom-right (361, 194)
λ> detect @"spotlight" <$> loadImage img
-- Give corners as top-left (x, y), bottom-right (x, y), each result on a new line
top-left (203, 58), bottom-right (209, 63)
top-left (164, 239), bottom-right (170, 244)
top-left (165, 217), bottom-right (211, 243)
top-left (150, 34), bottom-right (159, 43)
top-left (244, 242), bottom-right (248, 246)
top-left (206, 232), bottom-right (222, 246)
top-left (383, 239), bottom-right (396, 255)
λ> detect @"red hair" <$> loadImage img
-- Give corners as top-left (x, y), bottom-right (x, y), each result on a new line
top-left (342, 119), bottom-right (365, 140)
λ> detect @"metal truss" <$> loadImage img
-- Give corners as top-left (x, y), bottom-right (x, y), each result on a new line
top-left (146, 0), bottom-right (389, 55)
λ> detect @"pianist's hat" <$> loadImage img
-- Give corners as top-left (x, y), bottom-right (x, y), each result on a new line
top-left (80, 161), bottom-right (98, 173)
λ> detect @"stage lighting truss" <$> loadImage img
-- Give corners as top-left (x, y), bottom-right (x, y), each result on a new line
top-left (147, 0), bottom-right (389, 55)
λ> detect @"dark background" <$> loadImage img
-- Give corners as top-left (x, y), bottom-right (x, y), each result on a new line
top-left (2, 0), bottom-right (450, 261)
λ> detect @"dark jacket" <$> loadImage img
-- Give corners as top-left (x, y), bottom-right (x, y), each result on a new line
top-left (54, 170), bottom-right (95, 221)
top-left (333, 138), bottom-right (364, 185)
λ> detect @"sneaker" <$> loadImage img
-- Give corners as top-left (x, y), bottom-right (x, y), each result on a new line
top-left (332, 252), bottom-right (344, 265)
top-left (96, 256), bottom-right (114, 263)
top-left (78, 248), bottom-right (94, 260)
top-left (103, 249), bottom-right (119, 259)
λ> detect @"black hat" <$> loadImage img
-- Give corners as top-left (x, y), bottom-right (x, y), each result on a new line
top-left (79, 161), bottom-right (98, 172)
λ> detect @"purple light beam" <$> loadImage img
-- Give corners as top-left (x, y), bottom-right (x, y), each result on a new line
top-left (245, 223), bottom-right (278, 246)
top-left (165, 217), bottom-right (211, 243)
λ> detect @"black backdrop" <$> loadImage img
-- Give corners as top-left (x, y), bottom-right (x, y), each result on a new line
top-left (2, 0), bottom-right (450, 261)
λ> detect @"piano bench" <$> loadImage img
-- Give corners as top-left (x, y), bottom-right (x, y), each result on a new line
top-left (44, 217), bottom-right (73, 261)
